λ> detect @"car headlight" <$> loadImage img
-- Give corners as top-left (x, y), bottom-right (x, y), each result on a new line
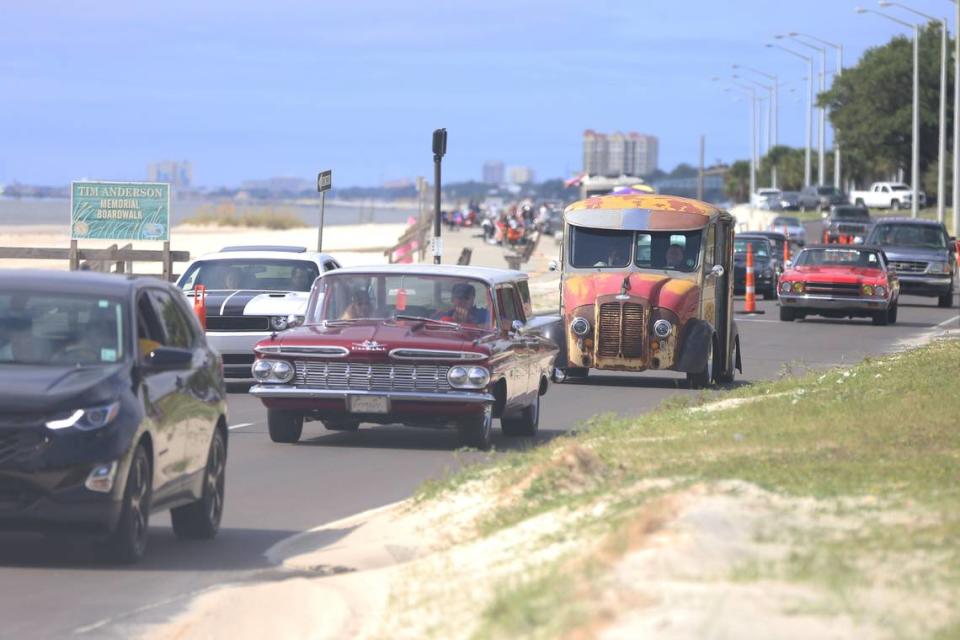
top-left (653, 319), bottom-right (672, 339)
top-left (862, 284), bottom-right (874, 296)
top-left (928, 261), bottom-right (950, 274)
top-left (448, 366), bottom-right (489, 389)
top-left (46, 401), bottom-right (120, 431)
top-left (570, 317), bottom-right (591, 336)
top-left (780, 282), bottom-right (792, 293)
top-left (270, 316), bottom-right (289, 331)
top-left (252, 359), bottom-right (295, 383)
top-left (875, 285), bottom-right (886, 297)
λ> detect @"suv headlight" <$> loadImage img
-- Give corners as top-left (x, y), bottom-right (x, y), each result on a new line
top-left (928, 261), bottom-right (950, 274)
top-left (46, 401), bottom-right (120, 431)
top-left (448, 366), bottom-right (489, 389)
top-left (252, 358), bottom-right (295, 383)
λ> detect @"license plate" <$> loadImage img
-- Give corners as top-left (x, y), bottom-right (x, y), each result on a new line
top-left (348, 395), bottom-right (389, 414)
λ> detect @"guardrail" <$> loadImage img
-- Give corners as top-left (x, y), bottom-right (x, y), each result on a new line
top-left (0, 245), bottom-right (190, 281)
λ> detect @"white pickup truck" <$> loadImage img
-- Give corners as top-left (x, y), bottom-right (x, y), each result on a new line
top-left (849, 182), bottom-right (926, 210)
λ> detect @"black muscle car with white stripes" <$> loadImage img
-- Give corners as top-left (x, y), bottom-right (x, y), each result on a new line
top-left (177, 246), bottom-right (341, 380)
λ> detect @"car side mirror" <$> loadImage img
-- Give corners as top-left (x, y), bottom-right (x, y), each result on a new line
top-left (710, 264), bottom-right (725, 278)
top-left (511, 320), bottom-right (525, 335)
top-left (548, 260), bottom-right (559, 272)
top-left (143, 346), bottom-right (193, 372)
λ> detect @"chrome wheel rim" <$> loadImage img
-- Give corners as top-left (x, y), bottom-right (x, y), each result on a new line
top-left (129, 455), bottom-right (149, 549)
top-left (206, 436), bottom-right (226, 526)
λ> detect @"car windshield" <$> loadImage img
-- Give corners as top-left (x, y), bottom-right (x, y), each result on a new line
top-left (311, 274), bottom-right (495, 328)
top-left (773, 216), bottom-right (800, 226)
top-left (795, 248), bottom-right (882, 268)
top-left (178, 259), bottom-right (319, 292)
top-left (568, 227), bottom-right (633, 268)
top-left (0, 292), bottom-right (126, 366)
top-left (868, 224), bottom-right (949, 249)
top-left (734, 238), bottom-right (770, 258)
top-left (635, 231), bottom-right (702, 272)
top-left (834, 208), bottom-right (870, 220)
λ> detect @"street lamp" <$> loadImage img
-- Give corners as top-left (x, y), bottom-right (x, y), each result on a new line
top-left (733, 64), bottom-right (780, 187)
top-left (788, 32), bottom-right (844, 190)
top-left (714, 77), bottom-right (758, 200)
top-left (881, 1), bottom-right (948, 223)
top-left (735, 74), bottom-right (776, 187)
top-left (779, 34), bottom-right (828, 187)
top-left (856, 6), bottom-right (921, 217)
top-left (767, 43), bottom-right (815, 187)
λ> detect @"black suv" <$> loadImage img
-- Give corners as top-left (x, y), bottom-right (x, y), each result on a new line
top-left (866, 219), bottom-right (957, 307)
top-left (822, 205), bottom-right (872, 243)
top-left (733, 235), bottom-right (778, 299)
top-left (0, 271), bottom-right (228, 562)
top-left (798, 185), bottom-right (848, 212)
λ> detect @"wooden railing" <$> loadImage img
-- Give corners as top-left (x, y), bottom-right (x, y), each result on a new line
top-left (0, 245), bottom-right (190, 281)
top-left (384, 218), bottom-right (431, 263)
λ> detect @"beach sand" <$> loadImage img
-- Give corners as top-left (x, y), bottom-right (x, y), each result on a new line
top-left (0, 223), bottom-right (408, 273)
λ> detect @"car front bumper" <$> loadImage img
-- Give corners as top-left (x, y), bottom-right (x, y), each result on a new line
top-left (207, 331), bottom-right (272, 380)
top-left (779, 293), bottom-right (890, 311)
top-left (0, 466), bottom-right (124, 533)
top-left (896, 275), bottom-right (953, 296)
top-left (250, 385), bottom-right (495, 404)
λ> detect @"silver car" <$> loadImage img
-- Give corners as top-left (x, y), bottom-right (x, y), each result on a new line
top-left (769, 215), bottom-right (806, 246)
top-left (176, 246), bottom-right (341, 381)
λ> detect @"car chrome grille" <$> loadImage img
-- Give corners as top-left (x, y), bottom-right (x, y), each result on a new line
top-left (889, 260), bottom-right (928, 274)
top-left (596, 302), bottom-right (647, 359)
top-left (294, 361), bottom-right (453, 392)
top-left (206, 316), bottom-right (270, 332)
top-left (0, 429), bottom-right (43, 466)
top-left (804, 282), bottom-right (862, 296)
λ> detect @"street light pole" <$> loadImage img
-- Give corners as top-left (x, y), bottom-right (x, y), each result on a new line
top-left (768, 43), bottom-right (815, 187)
top-left (735, 74), bottom-right (775, 187)
top-left (954, 0), bottom-right (960, 235)
top-left (781, 36), bottom-right (827, 186)
top-left (882, 2), bottom-right (948, 221)
top-left (733, 64), bottom-right (780, 187)
top-left (715, 77), bottom-right (759, 200)
top-left (857, 7), bottom-right (921, 217)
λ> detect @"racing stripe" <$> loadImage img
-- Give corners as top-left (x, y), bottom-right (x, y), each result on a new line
top-left (221, 291), bottom-right (272, 316)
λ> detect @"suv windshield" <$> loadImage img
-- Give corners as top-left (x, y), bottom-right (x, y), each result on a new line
top-left (867, 223), bottom-right (949, 249)
top-left (178, 259), bottom-right (319, 292)
top-left (734, 238), bottom-right (770, 259)
top-left (312, 274), bottom-right (495, 328)
top-left (0, 292), bottom-right (126, 366)
top-left (833, 207), bottom-right (870, 220)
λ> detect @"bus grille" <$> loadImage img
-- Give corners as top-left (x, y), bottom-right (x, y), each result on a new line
top-left (597, 302), bottom-right (647, 359)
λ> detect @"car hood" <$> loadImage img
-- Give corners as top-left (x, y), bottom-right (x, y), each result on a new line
top-left (786, 265), bottom-right (886, 283)
top-left (563, 272), bottom-right (700, 321)
top-left (0, 364), bottom-right (127, 415)
top-left (874, 247), bottom-right (949, 262)
top-left (200, 290), bottom-right (310, 317)
top-left (257, 320), bottom-right (496, 361)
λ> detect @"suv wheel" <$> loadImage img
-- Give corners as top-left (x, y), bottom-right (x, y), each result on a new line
top-left (891, 199), bottom-right (901, 211)
top-left (501, 394), bottom-right (540, 437)
top-left (457, 404), bottom-right (493, 450)
top-left (938, 288), bottom-right (954, 308)
top-left (780, 306), bottom-right (795, 322)
top-left (268, 409), bottom-right (304, 443)
top-left (854, 198), bottom-right (865, 207)
top-left (887, 302), bottom-right (898, 324)
top-left (872, 309), bottom-right (890, 326)
top-left (171, 429), bottom-right (226, 540)
top-left (105, 444), bottom-right (152, 564)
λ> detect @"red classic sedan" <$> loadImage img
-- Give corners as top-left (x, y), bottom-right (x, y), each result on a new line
top-left (778, 245), bottom-right (900, 325)
top-left (248, 265), bottom-right (560, 450)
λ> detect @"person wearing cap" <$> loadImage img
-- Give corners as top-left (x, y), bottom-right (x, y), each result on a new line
top-left (436, 282), bottom-right (488, 325)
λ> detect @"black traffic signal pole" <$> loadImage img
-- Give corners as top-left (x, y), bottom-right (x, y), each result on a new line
top-left (432, 128), bottom-right (447, 264)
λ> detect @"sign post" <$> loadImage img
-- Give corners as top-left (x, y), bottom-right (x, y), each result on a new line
top-left (432, 129), bottom-right (447, 265)
top-left (316, 170), bottom-right (332, 252)
top-left (70, 180), bottom-right (171, 276)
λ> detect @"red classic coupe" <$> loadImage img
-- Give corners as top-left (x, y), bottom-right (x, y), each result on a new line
top-left (248, 265), bottom-right (560, 450)
top-left (778, 245), bottom-right (900, 325)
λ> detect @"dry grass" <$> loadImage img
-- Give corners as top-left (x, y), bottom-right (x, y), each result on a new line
top-left (183, 203), bottom-right (308, 230)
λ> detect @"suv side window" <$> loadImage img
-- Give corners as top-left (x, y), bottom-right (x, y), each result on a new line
top-left (148, 289), bottom-right (194, 349)
top-left (497, 285), bottom-right (524, 327)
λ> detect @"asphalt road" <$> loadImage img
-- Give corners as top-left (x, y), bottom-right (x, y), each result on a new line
top-left (1, 291), bottom-right (957, 638)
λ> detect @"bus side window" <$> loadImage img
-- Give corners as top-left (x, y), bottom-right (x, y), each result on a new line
top-left (705, 224), bottom-right (716, 267)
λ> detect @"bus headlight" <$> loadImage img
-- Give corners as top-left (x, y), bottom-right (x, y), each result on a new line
top-left (653, 319), bottom-right (672, 339)
top-left (571, 317), bottom-right (591, 336)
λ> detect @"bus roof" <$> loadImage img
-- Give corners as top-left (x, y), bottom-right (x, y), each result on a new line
top-left (563, 194), bottom-right (725, 232)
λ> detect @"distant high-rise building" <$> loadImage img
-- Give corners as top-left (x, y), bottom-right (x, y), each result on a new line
top-left (148, 160), bottom-right (193, 188)
top-left (482, 161), bottom-right (505, 184)
top-left (508, 166), bottom-right (535, 185)
top-left (582, 131), bottom-right (658, 177)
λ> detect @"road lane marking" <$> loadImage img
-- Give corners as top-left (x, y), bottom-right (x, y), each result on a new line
top-left (228, 422), bottom-right (254, 430)
top-left (934, 315), bottom-right (960, 329)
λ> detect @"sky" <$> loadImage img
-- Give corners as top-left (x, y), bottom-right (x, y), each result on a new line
top-left (0, 0), bottom-right (954, 188)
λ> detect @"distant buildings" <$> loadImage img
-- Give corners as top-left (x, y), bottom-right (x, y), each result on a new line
top-left (148, 160), bottom-right (193, 188)
top-left (482, 161), bottom-right (505, 184)
top-left (508, 166), bottom-right (535, 185)
top-left (582, 130), bottom-right (659, 177)
top-left (240, 177), bottom-right (313, 193)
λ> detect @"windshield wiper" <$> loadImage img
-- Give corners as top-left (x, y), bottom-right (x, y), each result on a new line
top-left (394, 314), bottom-right (489, 332)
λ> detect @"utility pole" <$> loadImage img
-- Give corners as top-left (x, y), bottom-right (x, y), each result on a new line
top-left (431, 128), bottom-right (447, 265)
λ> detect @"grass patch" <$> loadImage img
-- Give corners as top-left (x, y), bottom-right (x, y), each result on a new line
top-left (183, 203), bottom-right (308, 230)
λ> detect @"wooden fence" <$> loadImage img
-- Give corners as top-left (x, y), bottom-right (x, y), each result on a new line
top-left (0, 245), bottom-right (190, 281)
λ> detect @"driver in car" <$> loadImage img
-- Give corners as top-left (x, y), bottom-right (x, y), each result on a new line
top-left (291, 267), bottom-right (313, 292)
top-left (340, 289), bottom-right (374, 320)
top-left (436, 282), bottom-right (488, 325)
top-left (665, 244), bottom-right (685, 269)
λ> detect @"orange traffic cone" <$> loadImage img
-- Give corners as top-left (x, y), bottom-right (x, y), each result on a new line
top-left (782, 226), bottom-right (791, 263)
top-left (194, 284), bottom-right (207, 329)
top-left (738, 242), bottom-right (765, 315)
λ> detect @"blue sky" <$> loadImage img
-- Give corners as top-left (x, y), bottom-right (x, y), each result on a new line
top-left (0, 0), bottom-right (952, 188)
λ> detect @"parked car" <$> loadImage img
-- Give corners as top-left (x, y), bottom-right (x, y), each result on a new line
top-left (249, 265), bottom-right (560, 450)
top-left (751, 188), bottom-right (782, 208)
top-left (778, 191), bottom-right (801, 211)
top-left (0, 270), bottom-right (228, 563)
top-left (751, 231), bottom-right (790, 273)
top-left (865, 218), bottom-right (956, 307)
top-left (797, 185), bottom-right (847, 212)
top-left (177, 246), bottom-right (341, 381)
top-left (778, 245), bottom-right (900, 325)
top-left (769, 215), bottom-right (806, 246)
top-left (822, 205), bottom-right (872, 243)
top-left (734, 234), bottom-right (778, 299)
top-left (849, 182), bottom-right (926, 210)
top-left (553, 194), bottom-right (742, 388)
